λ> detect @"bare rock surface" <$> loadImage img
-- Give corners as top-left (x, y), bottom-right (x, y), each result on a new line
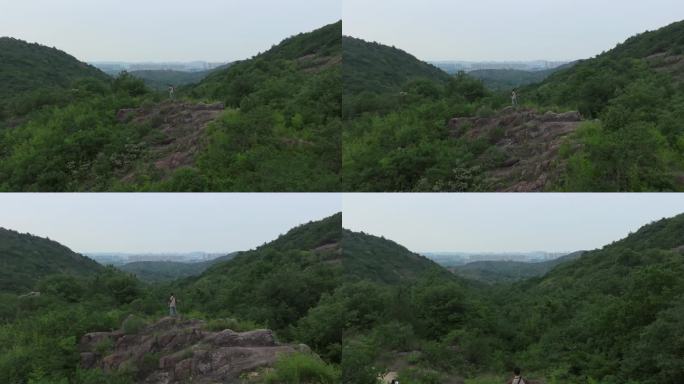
top-left (448, 107), bottom-right (583, 191)
top-left (79, 316), bottom-right (304, 383)
top-left (115, 101), bottom-right (225, 181)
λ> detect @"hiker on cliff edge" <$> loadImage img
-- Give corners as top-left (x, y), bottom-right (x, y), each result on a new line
top-left (168, 85), bottom-right (176, 100)
top-left (168, 293), bottom-right (178, 317)
top-left (511, 89), bottom-right (519, 108)
top-left (506, 367), bottom-right (527, 384)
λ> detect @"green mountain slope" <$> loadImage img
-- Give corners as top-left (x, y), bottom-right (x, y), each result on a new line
top-left (0, 22), bottom-right (341, 192)
top-left (342, 36), bottom-right (451, 95)
top-left (338, 213), bottom-right (684, 383)
top-left (182, 21), bottom-right (342, 191)
top-left (118, 252), bottom-right (238, 282)
top-left (0, 227), bottom-right (103, 292)
top-left (344, 20), bottom-right (684, 192)
top-left (497, 213), bottom-right (684, 383)
top-left (0, 37), bottom-right (108, 99)
top-left (523, 20), bottom-right (684, 191)
top-left (342, 229), bottom-right (450, 284)
top-left (451, 251), bottom-right (585, 283)
top-left (469, 63), bottom-right (574, 91)
top-left (177, 213), bottom-right (342, 334)
top-left (0, 37), bottom-right (110, 119)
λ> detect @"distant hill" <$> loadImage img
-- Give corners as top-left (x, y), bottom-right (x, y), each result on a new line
top-left (342, 229), bottom-right (451, 284)
top-left (0, 227), bottom-right (103, 292)
top-left (118, 252), bottom-right (238, 282)
top-left (129, 69), bottom-right (216, 90)
top-left (469, 63), bottom-right (575, 90)
top-left (451, 250), bottom-right (585, 283)
top-left (0, 37), bottom-right (109, 113)
top-left (343, 36), bottom-right (451, 94)
top-left (0, 22), bottom-right (341, 192)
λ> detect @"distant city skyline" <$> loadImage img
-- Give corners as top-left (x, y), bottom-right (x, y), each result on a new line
top-left (343, 194), bottom-right (684, 253)
top-left (0, 0), bottom-right (340, 62)
top-left (0, 193), bottom-right (341, 253)
top-left (344, 0), bottom-right (684, 61)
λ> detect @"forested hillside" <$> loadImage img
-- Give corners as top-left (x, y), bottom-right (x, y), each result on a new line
top-left (0, 21), bottom-right (341, 192)
top-left (451, 251), bottom-right (584, 283)
top-left (0, 227), bottom-right (103, 292)
top-left (342, 229), bottom-right (449, 284)
top-left (342, 35), bottom-right (500, 191)
top-left (340, 213), bottom-right (684, 384)
top-left (0, 37), bottom-right (109, 118)
top-left (342, 36), bottom-right (451, 95)
top-left (184, 21), bottom-right (342, 191)
top-left (493, 213), bottom-right (684, 383)
top-left (0, 215), bottom-right (344, 383)
top-left (343, 20), bottom-right (684, 192)
top-left (118, 252), bottom-right (237, 282)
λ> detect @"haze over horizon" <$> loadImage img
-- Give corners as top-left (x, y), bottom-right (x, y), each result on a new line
top-left (0, 0), bottom-right (340, 62)
top-left (343, 194), bottom-right (684, 253)
top-left (0, 193), bottom-right (341, 254)
top-left (343, 0), bottom-right (684, 62)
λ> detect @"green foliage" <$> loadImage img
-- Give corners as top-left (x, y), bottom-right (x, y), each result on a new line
top-left (0, 22), bottom-right (341, 192)
top-left (121, 315), bottom-right (147, 335)
top-left (342, 230), bottom-right (451, 284)
top-left (342, 37), bottom-right (498, 191)
top-left (0, 227), bottom-right (103, 293)
top-left (94, 338), bottom-right (114, 356)
top-left (111, 72), bottom-right (148, 97)
top-left (263, 353), bottom-right (341, 384)
top-left (452, 252), bottom-right (584, 284)
top-left (343, 22), bottom-right (684, 191)
top-left (177, 214), bottom-right (342, 339)
top-left (186, 22), bottom-right (341, 191)
top-left (118, 253), bottom-right (237, 283)
top-left (342, 36), bottom-right (450, 96)
top-left (0, 37), bottom-right (109, 116)
top-left (37, 275), bottom-right (86, 302)
top-left (340, 337), bottom-right (381, 384)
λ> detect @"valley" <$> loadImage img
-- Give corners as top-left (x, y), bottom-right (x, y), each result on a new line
top-left (3, 209), bottom-right (684, 383)
top-left (0, 21), bottom-right (342, 192)
top-left (342, 20), bottom-right (684, 192)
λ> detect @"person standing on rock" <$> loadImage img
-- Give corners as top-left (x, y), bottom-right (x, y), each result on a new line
top-left (168, 293), bottom-right (178, 317)
top-left (168, 85), bottom-right (176, 100)
top-left (511, 89), bottom-right (519, 108)
top-left (506, 367), bottom-right (527, 384)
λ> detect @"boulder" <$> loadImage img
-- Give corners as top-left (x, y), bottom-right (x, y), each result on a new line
top-left (448, 108), bottom-right (584, 191)
top-left (79, 316), bottom-right (310, 383)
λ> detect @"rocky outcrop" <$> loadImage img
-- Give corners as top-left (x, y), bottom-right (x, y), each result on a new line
top-left (115, 101), bottom-right (224, 181)
top-left (448, 107), bottom-right (583, 191)
top-left (79, 316), bottom-right (308, 383)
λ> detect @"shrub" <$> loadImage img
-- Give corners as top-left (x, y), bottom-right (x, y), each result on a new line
top-left (263, 353), bottom-right (340, 384)
top-left (122, 315), bottom-right (146, 335)
top-left (95, 338), bottom-right (114, 356)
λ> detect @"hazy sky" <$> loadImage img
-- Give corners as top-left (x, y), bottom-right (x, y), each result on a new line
top-left (344, 0), bottom-right (684, 61)
top-left (0, 194), bottom-right (341, 253)
top-left (343, 194), bottom-right (684, 253)
top-left (0, 0), bottom-right (340, 62)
